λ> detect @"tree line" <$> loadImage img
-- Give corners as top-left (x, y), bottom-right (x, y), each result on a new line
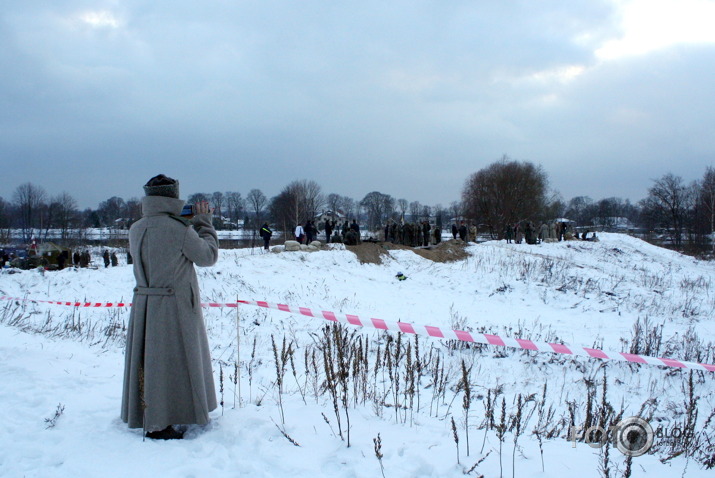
top-left (2, 158), bottom-right (714, 253)
top-left (461, 156), bottom-right (714, 252)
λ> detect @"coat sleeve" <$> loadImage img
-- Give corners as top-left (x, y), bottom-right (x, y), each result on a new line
top-left (182, 213), bottom-right (219, 267)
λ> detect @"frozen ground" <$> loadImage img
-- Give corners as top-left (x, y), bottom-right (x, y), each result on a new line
top-left (1, 233), bottom-right (714, 477)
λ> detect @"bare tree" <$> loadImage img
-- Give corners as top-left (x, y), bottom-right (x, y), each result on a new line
top-left (462, 156), bottom-right (548, 238)
top-left (97, 196), bottom-right (126, 227)
top-left (270, 180), bottom-right (324, 229)
top-left (593, 198), bottom-right (623, 229)
top-left (302, 180), bottom-right (324, 221)
top-left (342, 197), bottom-right (357, 221)
top-left (50, 192), bottom-right (78, 240)
top-left (325, 193), bottom-right (360, 223)
top-left (246, 188), bottom-right (267, 237)
top-left (41, 200), bottom-right (58, 241)
top-left (187, 192), bottom-right (211, 205)
top-left (542, 194), bottom-right (565, 224)
top-left (360, 191), bottom-right (395, 231)
top-left (126, 198), bottom-right (142, 227)
top-left (225, 191), bottom-right (244, 227)
top-left (565, 196), bottom-right (594, 226)
top-left (211, 191), bottom-right (225, 220)
top-left (283, 182), bottom-right (304, 227)
top-left (326, 193), bottom-right (342, 217)
top-left (699, 166), bottom-right (715, 253)
top-left (640, 173), bottom-right (695, 248)
top-left (269, 190), bottom-right (293, 235)
top-left (449, 201), bottom-right (463, 223)
top-left (0, 196), bottom-right (11, 242)
top-left (409, 201), bottom-right (421, 221)
top-left (397, 199), bottom-right (408, 221)
top-left (579, 197), bottom-right (641, 230)
top-left (432, 203), bottom-right (446, 228)
top-left (13, 182), bottom-right (47, 242)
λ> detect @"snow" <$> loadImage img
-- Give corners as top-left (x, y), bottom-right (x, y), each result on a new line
top-left (1, 233), bottom-right (714, 477)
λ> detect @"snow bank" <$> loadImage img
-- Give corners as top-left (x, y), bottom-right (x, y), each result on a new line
top-left (1, 233), bottom-right (714, 477)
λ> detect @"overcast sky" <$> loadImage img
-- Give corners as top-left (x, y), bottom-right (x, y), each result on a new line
top-left (2, 0), bottom-right (714, 209)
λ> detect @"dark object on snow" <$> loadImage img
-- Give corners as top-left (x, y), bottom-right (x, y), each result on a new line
top-left (458, 221), bottom-right (467, 241)
top-left (260, 223), bottom-right (273, 250)
top-left (344, 230), bottom-right (359, 246)
top-left (145, 425), bottom-right (184, 440)
top-left (396, 272), bottom-right (407, 281)
top-left (10, 255), bottom-right (48, 270)
top-left (80, 251), bottom-right (90, 268)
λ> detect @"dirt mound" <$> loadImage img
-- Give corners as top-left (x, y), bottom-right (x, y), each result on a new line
top-left (345, 243), bottom-right (390, 264)
top-left (346, 239), bottom-right (470, 264)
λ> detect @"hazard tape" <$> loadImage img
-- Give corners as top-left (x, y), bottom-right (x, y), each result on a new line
top-left (2, 295), bottom-right (714, 373)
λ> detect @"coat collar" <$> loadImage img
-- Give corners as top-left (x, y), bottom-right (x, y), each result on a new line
top-left (141, 196), bottom-right (185, 217)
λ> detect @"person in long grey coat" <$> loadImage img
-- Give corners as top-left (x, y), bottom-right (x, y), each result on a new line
top-left (121, 174), bottom-right (219, 440)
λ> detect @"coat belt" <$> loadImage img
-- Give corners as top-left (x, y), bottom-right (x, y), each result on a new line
top-left (133, 286), bottom-right (175, 296)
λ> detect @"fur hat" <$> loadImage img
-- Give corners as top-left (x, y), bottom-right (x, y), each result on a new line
top-left (143, 174), bottom-right (179, 198)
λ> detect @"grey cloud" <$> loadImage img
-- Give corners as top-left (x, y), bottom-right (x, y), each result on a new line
top-left (1, 0), bottom-right (712, 209)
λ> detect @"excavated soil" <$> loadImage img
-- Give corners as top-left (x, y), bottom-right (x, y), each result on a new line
top-left (346, 239), bottom-right (470, 265)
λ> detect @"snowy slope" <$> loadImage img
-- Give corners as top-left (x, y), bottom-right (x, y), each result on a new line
top-left (1, 233), bottom-right (714, 477)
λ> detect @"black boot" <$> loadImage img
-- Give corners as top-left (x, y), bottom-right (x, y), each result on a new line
top-left (146, 426), bottom-right (184, 440)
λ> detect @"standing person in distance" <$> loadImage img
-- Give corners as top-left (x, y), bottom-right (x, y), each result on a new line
top-left (121, 174), bottom-right (219, 440)
top-left (458, 220), bottom-right (467, 241)
top-left (350, 219), bottom-right (361, 244)
top-left (305, 220), bottom-right (315, 244)
top-left (325, 220), bottom-right (334, 244)
top-left (294, 222), bottom-right (305, 244)
top-left (260, 222), bottom-right (273, 251)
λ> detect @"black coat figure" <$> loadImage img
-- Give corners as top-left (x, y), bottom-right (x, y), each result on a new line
top-left (325, 220), bottom-right (333, 243)
top-left (458, 222), bottom-right (467, 241)
top-left (260, 223), bottom-right (273, 251)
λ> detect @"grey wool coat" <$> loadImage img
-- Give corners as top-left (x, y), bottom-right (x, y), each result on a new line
top-left (121, 196), bottom-right (219, 431)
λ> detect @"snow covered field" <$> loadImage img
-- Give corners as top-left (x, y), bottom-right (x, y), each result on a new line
top-left (1, 233), bottom-right (714, 477)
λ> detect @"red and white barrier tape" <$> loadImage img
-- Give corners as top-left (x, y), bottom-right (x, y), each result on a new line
top-left (2, 295), bottom-right (714, 373)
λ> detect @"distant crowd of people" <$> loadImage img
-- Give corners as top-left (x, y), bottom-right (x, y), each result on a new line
top-left (71, 250), bottom-right (93, 268)
top-left (383, 220), bottom-right (464, 247)
top-left (258, 219), bottom-right (364, 251)
top-left (301, 218), bottom-right (479, 248)
top-left (102, 249), bottom-right (120, 268)
top-left (257, 218), bottom-right (484, 250)
top-left (0, 247), bottom-right (133, 271)
top-left (292, 219), bottom-right (363, 246)
top-left (504, 221), bottom-right (597, 244)
top-left (64, 249), bottom-right (109, 269)
top-left (253, 217), bottom-right (599, 252)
